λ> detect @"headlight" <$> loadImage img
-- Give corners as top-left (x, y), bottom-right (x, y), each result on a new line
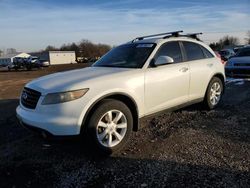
top-left (42, 89), bottom-right (89, 105)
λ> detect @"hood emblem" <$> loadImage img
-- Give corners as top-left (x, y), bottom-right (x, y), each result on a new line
top-left (22, 91), bottom-right (28, 100)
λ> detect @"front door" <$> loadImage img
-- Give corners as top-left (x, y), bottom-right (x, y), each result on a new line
top-left (144, 41), bottom-right (190, 115)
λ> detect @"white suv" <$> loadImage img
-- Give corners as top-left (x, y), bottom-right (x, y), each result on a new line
top-left (16, 31), bottom-right (225, 154)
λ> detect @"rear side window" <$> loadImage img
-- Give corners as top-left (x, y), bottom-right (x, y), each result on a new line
top-left (183, 41), bottom-right (205, 61)
top-left (155, 41), bottom-right (183, 63)
top-left (201, 46), bottom-right (214, 58)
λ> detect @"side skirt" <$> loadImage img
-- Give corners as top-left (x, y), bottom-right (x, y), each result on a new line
top-left (139, 98), bottom-right (203, 125)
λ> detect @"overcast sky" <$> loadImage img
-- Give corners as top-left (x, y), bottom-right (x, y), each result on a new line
top-left (0, 0), bottom-right (249, 52)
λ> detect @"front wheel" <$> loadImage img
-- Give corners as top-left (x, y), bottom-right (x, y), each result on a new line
top-left (203, 77), bottom-right (223, 110)
top-left (86, 99), bottom-right (133, 155)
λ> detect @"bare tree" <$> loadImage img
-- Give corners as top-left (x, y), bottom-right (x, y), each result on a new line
top-left (60, 42), bottom-right (80, 56)
top-left (78, 39), bottom-right (111, 58)
top-left (209, 42), bottom-right (220, 51)
top-left (96, 44), bottom-right (111, 57)
top-left (219, 35), bottom-right (239, 47)
top-left (210, 35), bottom-right (240, 50)
top-left (45, 45), bottom-right (58, 51)
top-left (245, 30), bottom-right (250, 44)
top-left (41, 40), bottom-right (111, 58)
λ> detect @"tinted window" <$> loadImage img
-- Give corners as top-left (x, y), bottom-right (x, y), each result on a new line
top-left (155, 41), bottom-right (183, 63)
top-left (201, 46), bottom-right (214, 58)
top-left (183, 41), bottom-right (205, 61)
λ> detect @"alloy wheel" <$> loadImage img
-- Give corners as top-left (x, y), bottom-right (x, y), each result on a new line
top-left (96, 110), bottom-right (127, 147)
top-left (210, 82), bottom-right (222, 106)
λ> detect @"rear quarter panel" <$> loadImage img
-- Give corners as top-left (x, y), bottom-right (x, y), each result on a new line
top-left (188, 57), bottom-right (223, 100)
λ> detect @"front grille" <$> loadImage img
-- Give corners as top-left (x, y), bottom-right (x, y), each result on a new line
top-left (21, 87), bottom-right (41, 109)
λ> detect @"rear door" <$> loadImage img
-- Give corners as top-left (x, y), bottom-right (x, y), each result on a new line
top-left (181, 41), bottom-right (215, 101)
top-left (144, 41), bottom-right (190, 115)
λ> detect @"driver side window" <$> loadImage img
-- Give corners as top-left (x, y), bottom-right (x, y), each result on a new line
top-left (155, 41), bottom-right (183, 63)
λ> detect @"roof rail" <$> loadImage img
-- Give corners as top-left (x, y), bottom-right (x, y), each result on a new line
top-left (131, 31), bottom-right (203, 42)
top-left (132, 30), bottom-right (183, 42)
top-left (181, 32), bottom-right (203, 40)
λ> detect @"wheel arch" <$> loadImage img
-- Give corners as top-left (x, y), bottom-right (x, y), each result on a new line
top-left (203, 72), bottom-right (225, 99)
top-left (80, 92), bottom-right (139, 134)
top-left (211, 73), bottom-right (225, 93)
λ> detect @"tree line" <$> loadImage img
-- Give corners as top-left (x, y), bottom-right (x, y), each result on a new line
top-left (209, 31), bottom-right (250, 51)
top-left (44, 39), bottom-right (112, 58)
top-left (43, 31), bottom-right (250, 55)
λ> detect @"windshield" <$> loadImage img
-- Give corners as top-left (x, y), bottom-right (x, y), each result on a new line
top-left (93, 43), bottom-right (156, 68)
top-left (235, 48), bottom-right (250, 57)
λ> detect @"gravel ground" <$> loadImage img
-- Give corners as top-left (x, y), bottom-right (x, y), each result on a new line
top-left (0, 65), bottom-right (249, 187)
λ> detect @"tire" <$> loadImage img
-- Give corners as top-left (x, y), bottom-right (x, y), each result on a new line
top-left (86, 99), bottom-right (133, 155)
top-left (203, 77), bottom-right (223, 110)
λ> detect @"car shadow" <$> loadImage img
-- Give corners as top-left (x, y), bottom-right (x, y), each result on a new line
top-left (0, 99), bottom-right (30, 144)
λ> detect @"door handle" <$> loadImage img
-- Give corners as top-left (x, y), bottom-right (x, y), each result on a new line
top-left (179, 67), bottom-right (189, 72)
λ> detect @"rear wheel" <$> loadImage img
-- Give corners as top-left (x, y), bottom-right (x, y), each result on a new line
top-left (86, 99), bottom-right (133, 155)
top-left (203, 77), bottom-right (223, 110)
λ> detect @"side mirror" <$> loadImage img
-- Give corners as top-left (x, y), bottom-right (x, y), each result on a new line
top-left (154, 56), bottom-right (174, 66)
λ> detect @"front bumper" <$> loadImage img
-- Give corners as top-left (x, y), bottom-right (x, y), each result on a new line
top-left (17, 119), bottom-right (54, 138)
top-left (16, 101), bottom-right (83, 136)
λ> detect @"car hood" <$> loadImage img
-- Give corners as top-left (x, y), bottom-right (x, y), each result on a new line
top-left (26, 67), bottom-right (132, 94)
top-left (228, 56), bottom-right (250, 64)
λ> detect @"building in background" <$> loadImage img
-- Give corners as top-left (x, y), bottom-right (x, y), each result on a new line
top-left (0, 52), bottom-right (30, 67)
top-left (31, 51), bottom-right (76, 65)
top-left (49, 51), bottom-right (76, 65)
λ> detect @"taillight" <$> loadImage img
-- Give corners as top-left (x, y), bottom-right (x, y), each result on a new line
top-left (215, 52), bottom-right (225, 65)
top-left (221, 59), bottom-right (226, 65)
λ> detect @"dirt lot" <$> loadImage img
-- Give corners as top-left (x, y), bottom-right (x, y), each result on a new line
top-left (0, 65), bottom-right (249, 187)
